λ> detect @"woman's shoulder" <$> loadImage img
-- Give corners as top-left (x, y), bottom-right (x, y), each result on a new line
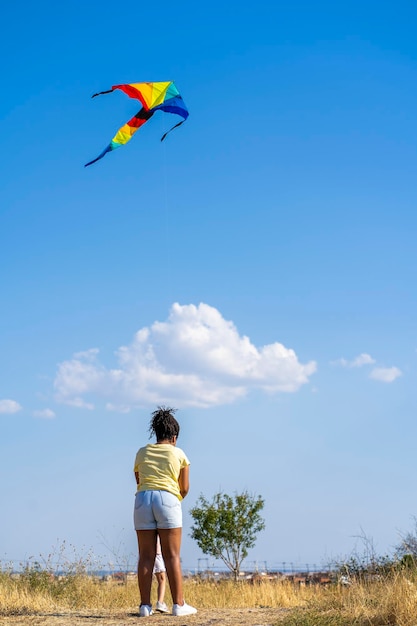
top-left (174, 446), bottom-right (190, 464)
top-left (135, 443), bottom-right (152, 456)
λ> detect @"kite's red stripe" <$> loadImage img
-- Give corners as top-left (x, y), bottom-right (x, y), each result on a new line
top-left (126, 108), bottom-right (153, 128)
top-left (112, 84), bottom-right (148, 109)
top-left (127, 116), bottom-right (149, 129)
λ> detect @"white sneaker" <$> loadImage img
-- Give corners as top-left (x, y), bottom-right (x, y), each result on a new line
top-left (139, 604), bottom-right (153, 617)
top-left (155, 601), bottom-right (170, 613)
top-left (172, 602), bottom-right (197, 616)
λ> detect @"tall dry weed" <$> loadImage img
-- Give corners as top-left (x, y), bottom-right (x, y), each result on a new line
top-left (0, 572), bottom-right (140, 615)
top-left (3, 568), bottom-right (417, 625)
top-left (280, 571), bottom-right (417, 626)
top-left (182, 578), bottom-right (309, 609)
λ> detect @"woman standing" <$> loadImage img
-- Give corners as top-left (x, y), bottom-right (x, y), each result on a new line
top-left (134, 406), bottom-right (197, 617)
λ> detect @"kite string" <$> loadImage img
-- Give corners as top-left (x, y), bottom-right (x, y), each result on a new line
top-left (161, 122), bottom-right (174, 303)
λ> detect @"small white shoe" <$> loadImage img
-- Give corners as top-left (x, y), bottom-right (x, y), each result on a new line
top-left (139, 604), bottom-right (153, 617)
top-left (172, 602), bottom-right (197, 616)
top-left (155, 601), bottom-right (170, 613)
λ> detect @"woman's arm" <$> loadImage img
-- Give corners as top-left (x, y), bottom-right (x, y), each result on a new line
top-left (178, 465), bottom-right (189, 499)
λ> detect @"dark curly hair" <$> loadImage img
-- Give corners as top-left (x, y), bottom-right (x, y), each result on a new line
top-left (149, 406), bottom-right (180, 441)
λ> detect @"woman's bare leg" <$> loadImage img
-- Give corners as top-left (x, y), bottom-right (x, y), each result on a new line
top-left (136, 529), bottom-right (157, 606)
top-left (157, 527), bottom-right (184, 605)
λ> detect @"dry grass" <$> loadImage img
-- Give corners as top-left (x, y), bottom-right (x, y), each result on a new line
top-left (2, 570), bottom-right (417, 625)
top-left (276, 573), bottom-right (417, 626)
top-left (183, 577), bottom-right (304, 608)
top-left (0, 571), bottom-right (138, 614)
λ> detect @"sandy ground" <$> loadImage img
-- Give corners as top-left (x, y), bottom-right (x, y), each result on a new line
top-left (1, 608), bottom-right (289, 626)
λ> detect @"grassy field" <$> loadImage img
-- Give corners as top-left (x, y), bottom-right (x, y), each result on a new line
top-left (2, 568), bottom-right (417, 625)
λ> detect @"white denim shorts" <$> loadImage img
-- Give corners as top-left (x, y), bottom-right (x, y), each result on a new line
top-left (153, 553), bottom-right (166, 574)
top-left (134, 490), bottom-right (182, 530)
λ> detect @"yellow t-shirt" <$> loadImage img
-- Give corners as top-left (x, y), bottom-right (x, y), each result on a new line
top-left (134, 444), bottom-right (190, 500)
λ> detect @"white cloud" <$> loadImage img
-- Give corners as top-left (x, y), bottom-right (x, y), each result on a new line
top-left (33, 408), bottom-right (56, 419)
top-left (54, 348), bottom-right (103, 410)
top-left (332, 353), bottom-right (376, 368)
top-left (351, 353), bottom-right (376, 367)
top-left (54, 303), bottom-right (317, 409)
top-left (0, 399), bottom-right (22, 414)
top-left (369, 366), bottom-right (402, 383)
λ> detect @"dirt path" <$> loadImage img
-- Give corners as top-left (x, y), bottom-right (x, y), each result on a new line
top-left (2, 608), bottom-right (289, 626)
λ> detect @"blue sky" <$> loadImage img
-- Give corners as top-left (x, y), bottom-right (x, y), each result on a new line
top-left (1, 0), bottom-right (417, 572)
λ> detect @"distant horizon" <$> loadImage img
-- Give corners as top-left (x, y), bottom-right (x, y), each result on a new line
top-left (0, 558), bottom-right (345, 576)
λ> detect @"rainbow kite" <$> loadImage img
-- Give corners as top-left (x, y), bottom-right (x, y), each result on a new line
top-left (85, 81), bottom-right (189, 167)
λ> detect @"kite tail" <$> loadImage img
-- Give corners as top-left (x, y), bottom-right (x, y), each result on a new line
top-left (160, 120), bottom-right (186, 142)
top-left (85, 144), bottom-right (112, 167)
top-left (91, 89), bottom-right (113, 99)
